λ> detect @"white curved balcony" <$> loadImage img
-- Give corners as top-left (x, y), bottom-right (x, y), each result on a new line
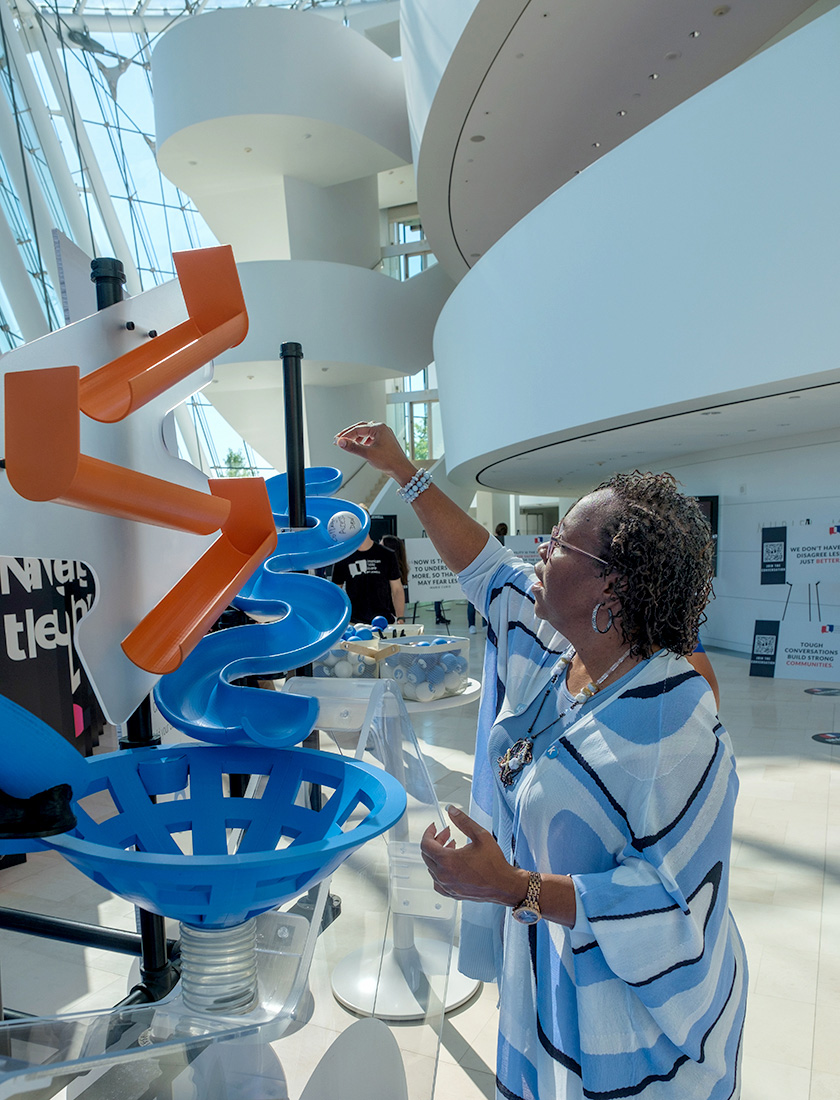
top-left (206, 259), bottom-right (454, 472)
top-left (404, 0), bottom-right (822, 282)
top-left (433, 9), bottom-right (840, 496)
top-left (153, 8), bottom-right (411, 201)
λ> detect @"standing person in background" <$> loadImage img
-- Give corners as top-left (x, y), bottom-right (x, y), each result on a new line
top-left (335, 420), bottom-right (746, 1100)
top-left (332, 527), bottom-right (405, 625)
top-left (381, 533), bottom-right (409, 606)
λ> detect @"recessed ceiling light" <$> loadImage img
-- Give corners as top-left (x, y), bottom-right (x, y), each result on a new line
top-left (649, 73), bottom-right (659, 80)
top-left (516, 53), bottom-right (525, 59)
top-left (788, 394), bottom-right (801, 399)
top-left (617, 110), bottom-right (627, 117)
top-left (470, 135), bottom-right (485, 143)
top-left (713, 6), bottom-right (731, 16)
top-left (470, 253), bottom-right (481, 258)
top-left (747, 428), bottom-right (757, 432)
top-left (777, 423), bottom-right (790, 427)
top-left (665, 51), bottom-right (681, 61)
top-left (592, 141), bottom-right (600, 148)
top-left (690, 30), bottom-right (701, 38)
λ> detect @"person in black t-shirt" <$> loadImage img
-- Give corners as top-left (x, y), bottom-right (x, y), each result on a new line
top-left (331, 533), bottom-right (406, 624)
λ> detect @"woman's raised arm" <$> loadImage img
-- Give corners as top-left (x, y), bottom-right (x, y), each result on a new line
top-left (335, 421), bottom-right (489, 575)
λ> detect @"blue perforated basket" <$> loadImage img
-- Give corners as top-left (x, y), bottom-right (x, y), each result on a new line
top-left (49, 743), bottom-right (406, 928)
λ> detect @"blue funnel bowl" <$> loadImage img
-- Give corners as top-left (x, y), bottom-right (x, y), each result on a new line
top-left (0, 467), bottom-right (406, 930)
top-left (48, 742), bottom-right (406, 928)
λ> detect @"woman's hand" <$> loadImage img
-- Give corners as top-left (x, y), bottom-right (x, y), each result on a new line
top-left (334, 419), bottom-right (490, 573)
top-left (334, 421), bottom-right (416, 483)
top-left (420, 806), bottom-right (528, 905)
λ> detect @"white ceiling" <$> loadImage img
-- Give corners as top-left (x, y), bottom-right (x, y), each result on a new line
top-left (476, 380), bottom-right (840, 496)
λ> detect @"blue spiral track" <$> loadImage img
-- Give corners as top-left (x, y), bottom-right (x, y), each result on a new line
top-left (154, 467), bottom-right (368, 747)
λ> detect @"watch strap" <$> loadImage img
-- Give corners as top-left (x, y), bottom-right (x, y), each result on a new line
top-left (512, 870), bottom-right (542, 921)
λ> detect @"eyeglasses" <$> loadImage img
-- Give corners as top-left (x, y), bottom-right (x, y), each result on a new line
top-left (545, 525), bottom-right (609, 568)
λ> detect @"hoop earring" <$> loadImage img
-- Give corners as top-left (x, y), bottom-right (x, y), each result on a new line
top-left (592, 603), bottom-right (613, 634)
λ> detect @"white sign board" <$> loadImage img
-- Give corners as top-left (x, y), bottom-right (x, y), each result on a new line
top-left (404, 539), bottom-right (462, 601)
top-left (785, 517), bottom-right (840, 582)
top-left (751, 618), bottom-right (840, 682)
top-left (505, 535), bottom-right (550, 567)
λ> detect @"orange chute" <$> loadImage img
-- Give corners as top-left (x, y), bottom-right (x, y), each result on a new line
top-left (3, 245), bottom-right (274, 676)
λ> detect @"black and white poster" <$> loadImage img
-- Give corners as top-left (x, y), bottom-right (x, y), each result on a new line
top-left (0, 557), bottom-right (102, 753)
top-left (760, 527), bottom-right (787, 585)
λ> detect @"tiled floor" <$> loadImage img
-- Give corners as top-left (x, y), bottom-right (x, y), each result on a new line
top-left (0, 604), bottom-right (838, 1098)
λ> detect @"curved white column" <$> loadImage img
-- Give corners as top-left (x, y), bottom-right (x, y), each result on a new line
top-left (434, 10), bottom-right (840, 487)
top-left (153, 8), bottom-right (410, 196)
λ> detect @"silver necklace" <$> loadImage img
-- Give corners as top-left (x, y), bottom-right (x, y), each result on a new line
top-left (497, 647), bottom-right (632, 788)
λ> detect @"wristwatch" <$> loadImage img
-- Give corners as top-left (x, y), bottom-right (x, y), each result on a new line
top-left (511, 870), bottom-right (542, 925)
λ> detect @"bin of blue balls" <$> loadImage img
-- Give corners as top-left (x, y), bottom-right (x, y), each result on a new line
top-left (379, 636), bottom-right (470, 703)
top-left (312, 621), bottom-right (382, 680)
top-left (311, 616), bottom-right (470, 703)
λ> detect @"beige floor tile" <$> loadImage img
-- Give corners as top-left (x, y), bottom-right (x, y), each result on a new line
top-left (740, 1056), bottom-right (812, 1100)
top-left (752, 945), bottom-right (818, 1003)
top-left (816, 951), bottom-right (840, 1006)
top-left (812, 1005), bottom-right (840, 1075)
top-left (810, 1071), bottom-right (840, 1100)
top-left (432, 1056), bottom-right (496, 1100)
top-left (743, 992), bottom-right (814, 1069)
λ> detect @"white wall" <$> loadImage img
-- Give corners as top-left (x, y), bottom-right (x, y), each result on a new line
top-left (399, 0), bottom-right (479, 163)
top-left (285, 177), bottom-right (381, 268)
top-left (669, 433), bottom-right (840, 654)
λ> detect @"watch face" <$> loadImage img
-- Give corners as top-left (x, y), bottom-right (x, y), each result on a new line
top-left (512, 904), bottom-right (540, 925)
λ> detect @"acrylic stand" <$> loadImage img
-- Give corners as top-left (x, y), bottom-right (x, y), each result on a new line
top-left (283, 678), bottom-right (481, 1021)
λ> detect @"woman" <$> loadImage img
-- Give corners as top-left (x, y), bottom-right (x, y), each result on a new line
top-left (336, 421), bottom-right (747, 1100)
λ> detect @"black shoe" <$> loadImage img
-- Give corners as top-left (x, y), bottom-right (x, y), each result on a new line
top-left (435, 617), bottom-right (450, 625)
top-left (0, 783), bottom-right (76, 839)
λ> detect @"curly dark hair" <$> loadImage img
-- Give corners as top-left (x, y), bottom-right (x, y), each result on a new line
top-left (590, 472), bottom-right (714, 658)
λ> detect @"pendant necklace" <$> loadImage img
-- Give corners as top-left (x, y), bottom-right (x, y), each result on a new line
top-left (497, 646), bottom-right (632, 788)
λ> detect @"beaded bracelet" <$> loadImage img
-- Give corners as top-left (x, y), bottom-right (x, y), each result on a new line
top-left (397, 468), bottom-right (432, 503)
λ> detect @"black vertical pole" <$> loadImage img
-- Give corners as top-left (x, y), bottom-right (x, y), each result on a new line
top-left (90, 257), bottom-right (176, 1002)
top-left (281, 342), bottom-right (306, 530)
top-left (280, 342), bottom-right (340, 929)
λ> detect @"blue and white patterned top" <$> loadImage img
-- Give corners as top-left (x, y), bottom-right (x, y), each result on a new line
top-left (458, 538), bottom-right (747, 1100)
